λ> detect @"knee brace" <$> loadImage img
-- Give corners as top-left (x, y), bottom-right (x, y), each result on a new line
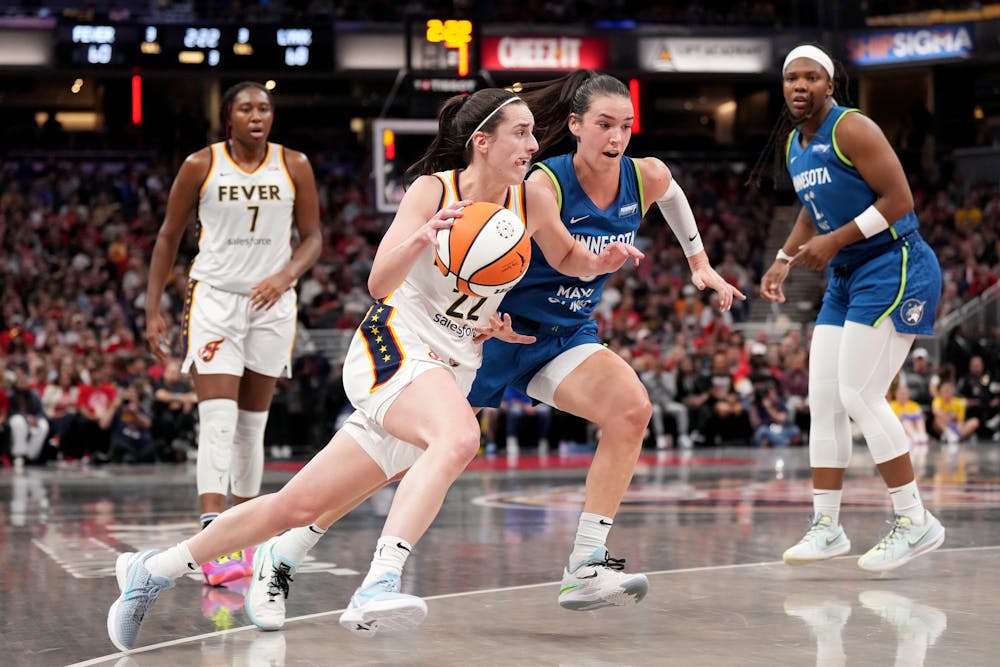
top-left (808, 377), bottom-right (853, 469)
top-left (838, 381), bottom-right (910, 464)
top-left (838, 321), bottom-right (914, 464)
top-left (196, 398), bottom-right (238, 496)
top-left (230, 409), bottom-right (268, 498)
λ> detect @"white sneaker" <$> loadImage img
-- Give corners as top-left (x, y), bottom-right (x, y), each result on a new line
top-left (339, 572), bottom-right (427, 638)
top-left (782, 515), bottom-right (851, 565)
top-left (245, 536), bottom-right (296, 631)
top-left (107, 550), bottom-right (174, 651)
top-left (558, 549), bottom-right (648, 611)
top-left (857, 511), bottom-right (945, 572)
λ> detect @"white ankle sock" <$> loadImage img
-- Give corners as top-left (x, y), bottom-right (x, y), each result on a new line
top-left (568, 512), bottom-right (613, 569)
top-left (813, 489), bottom-right (843, 525)
top-left (145, 541), bottom-right (198, 581)
top-left (889, 480), bottom-right (926, 524)
top-left (274, 524), bottom-right (326, 568)
top-left (362, 536), bottom-right (412, 586)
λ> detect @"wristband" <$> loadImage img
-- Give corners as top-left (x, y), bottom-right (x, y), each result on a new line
top-left (854, 204), bottom-right (890, 238)
top-left (775, 248), bottom-right (795, 263)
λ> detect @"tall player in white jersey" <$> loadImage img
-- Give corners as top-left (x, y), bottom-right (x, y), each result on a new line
top-left (143, 82), bottom-right (322, 586)
top-left (107, 87), bottom-right (642, 650)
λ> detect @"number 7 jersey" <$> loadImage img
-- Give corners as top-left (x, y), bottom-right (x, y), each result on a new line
top-left (380, 170), bottom-right (528, 370)
top-left (190, 141), bottom-right (296, 294)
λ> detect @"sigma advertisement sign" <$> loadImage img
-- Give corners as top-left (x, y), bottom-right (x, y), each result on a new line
top-left (480, 35), bottom-right (608, 70)
top-left (846, 23), bottom-right (974, 66)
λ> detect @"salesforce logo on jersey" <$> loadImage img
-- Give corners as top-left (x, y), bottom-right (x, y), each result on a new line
top-left (226, 237), bottom-right (273, 247)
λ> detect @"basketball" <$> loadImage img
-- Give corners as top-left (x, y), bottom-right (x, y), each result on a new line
top-left (434, 201), bottom-right (531, 298)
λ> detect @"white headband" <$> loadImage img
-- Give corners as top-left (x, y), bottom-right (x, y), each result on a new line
top-left (783, 45), bottom-right (834, 79)
top-left (465, 96), bottom-right (522, 148)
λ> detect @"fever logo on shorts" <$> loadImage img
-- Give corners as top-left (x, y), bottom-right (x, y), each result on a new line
top-left (900, 298), bottom-right (926, 326)
top-left (198, 338), bottom-right (225, 363)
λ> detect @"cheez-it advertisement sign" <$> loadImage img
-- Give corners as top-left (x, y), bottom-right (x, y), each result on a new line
top-left (481, 36), bottom-right (608, 70)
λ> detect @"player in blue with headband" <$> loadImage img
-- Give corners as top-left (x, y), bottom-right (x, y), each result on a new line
top-left (756, 44), bottom-right (945, 571)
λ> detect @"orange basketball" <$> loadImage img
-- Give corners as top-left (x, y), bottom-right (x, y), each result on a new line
top-left (434, 201), bottom-right (531, 298)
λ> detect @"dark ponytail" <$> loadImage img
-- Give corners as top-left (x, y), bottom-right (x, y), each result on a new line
top-left (518, 70), bottom-right (630, 156)
top-left (405, 88), bottom-right (524, 179)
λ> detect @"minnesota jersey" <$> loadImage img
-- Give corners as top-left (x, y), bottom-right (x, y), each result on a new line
top-left (500, 153), bottom-right (644, 327)
top-left (190, 141), bottom-right (296, 294)
top-left (379, 169), bottom-right (528, 370)
top-left (786, 106), bottom-right (918, 267)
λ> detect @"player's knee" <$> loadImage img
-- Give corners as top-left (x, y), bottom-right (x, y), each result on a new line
top-left (607, 395), bottom-right (653, 441)
top-left (230, 441), bottom-right (263, 498)
top-left (837, 381), bottom-right (871, 423)
top-left (268, 491), bottom-right (320, 529)
top-left (432, 425), bottom-right (481, 473)
top-left (199, 399), bottom-right (238, 467)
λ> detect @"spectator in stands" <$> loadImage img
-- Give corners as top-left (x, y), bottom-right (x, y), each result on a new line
top-left (71, 361), bottom-right (118, 462)
top-left (890, 379), bottom-right (928, 447)
top-left (0, 381), bottom-right (9, 466)
top-left (751, 384), bottom-right (800, 448)
top-left (152, 358), bottom-right (197, 460)
top-left (107, 380), bottom-right (156, 464)
top-left (901, 347), bottom-right (936, 419)
top-left (780, 347), bottom-right (810, 433)
top-left (954, 192), bottom-right (983, 235)
top-left (932, 377), bottom-right (979, 443)
top-left (7, 365), bottom-right (49, 468)
top-left (40, 363), bottom-right (80, 453)
top-left (701, 352), bottom-right (752, 446)
top-left (956, 355), bottom-right (1000, 439)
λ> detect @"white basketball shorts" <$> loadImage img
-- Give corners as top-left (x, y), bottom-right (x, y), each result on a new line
top-left (181, 280), bottom-right (296, 379)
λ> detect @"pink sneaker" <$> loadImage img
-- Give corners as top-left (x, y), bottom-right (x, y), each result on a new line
top-left (202, 549), bottom-right (254, 586)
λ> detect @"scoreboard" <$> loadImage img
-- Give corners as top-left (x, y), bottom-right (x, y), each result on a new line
top-left (55, 22), bottom-right (334, 71)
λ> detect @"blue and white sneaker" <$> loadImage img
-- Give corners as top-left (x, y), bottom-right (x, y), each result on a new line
top-left (245, 536), bottom-right (296, 631)
top-left (857, 511), bottom-right (945, 572)
top-left (558, 548), bottom-right (648, 611)
top-left (338, 572), bottom-right (427, 638)
top-left (107, 550), bottom-right (174, 651)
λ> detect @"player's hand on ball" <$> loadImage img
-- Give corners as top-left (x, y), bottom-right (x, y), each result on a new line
top-left (595, 241), bottom-right (645, 273)
top-left (421, 200), bottom-right (471, 247)
top-left (473, 312), bottom-right (536, 345)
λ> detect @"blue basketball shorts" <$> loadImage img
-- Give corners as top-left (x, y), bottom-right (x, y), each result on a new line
top-left (468, 319), bottom-right (601, 408)
top-left (816, 233), bottom-right (941, 335)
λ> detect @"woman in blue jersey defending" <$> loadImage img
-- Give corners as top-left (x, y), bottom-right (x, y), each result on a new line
top-left (467, 72), bottom-right (745, 610)
top-left (757, 44), bottom-right (945, 571)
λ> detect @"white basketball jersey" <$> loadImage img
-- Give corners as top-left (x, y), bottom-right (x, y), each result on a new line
top-left (382, 170), bottom-right (527, 370)
top-left (190, 142), bottom-right (296, 294)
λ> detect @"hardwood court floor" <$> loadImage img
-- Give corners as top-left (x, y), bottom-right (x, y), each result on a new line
top-left (2, 442), bottom-right (998, 666)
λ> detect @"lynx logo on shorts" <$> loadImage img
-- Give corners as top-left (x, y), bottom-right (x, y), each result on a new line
top-left (198, 338), bottom-right (225, 363)
top-left (900, 298), bottom-right (926, 326)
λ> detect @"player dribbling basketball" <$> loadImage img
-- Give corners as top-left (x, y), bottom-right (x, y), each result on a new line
top-left (107, 87), bottom-right (643, 650)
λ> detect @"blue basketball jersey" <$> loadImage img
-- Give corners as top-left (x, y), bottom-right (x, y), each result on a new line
top-left (498, 152), bottom-right (645, 327)
top-left (786, 106), bottom-right (918, 267)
